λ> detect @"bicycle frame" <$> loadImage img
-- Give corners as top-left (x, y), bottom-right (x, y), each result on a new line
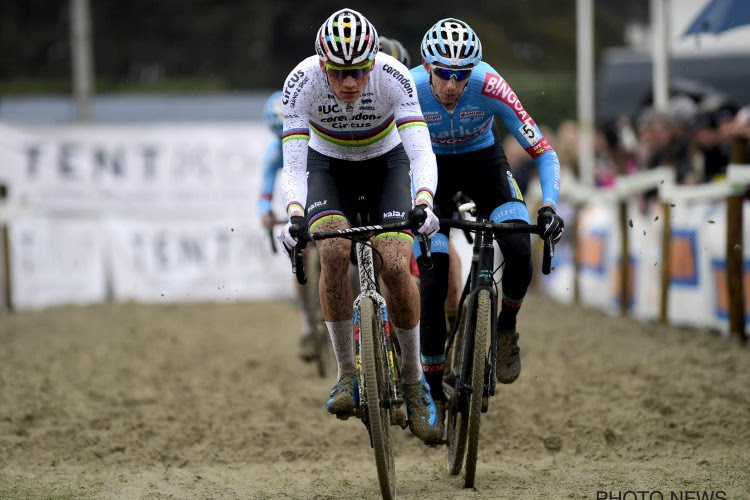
top-left (458, 222), bottom-right (499, 401)
top-left (289, 215), bottom-right (429, 500)
top-left (440, 214), bottom-right (552, 486)
top-left (351, 238), bottom-right (402, 414)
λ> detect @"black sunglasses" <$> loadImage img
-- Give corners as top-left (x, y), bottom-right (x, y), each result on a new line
top-left (431, 67), bottom-right (472, 82)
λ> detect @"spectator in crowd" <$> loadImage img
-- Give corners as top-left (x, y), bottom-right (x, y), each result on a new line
top-left (691, 110), bottom-right (730, 182)
top-left (555, 119), bottom-right (580, 174)
top-left (635, 106), bottom-right (696, 184)
top-left (731, 105), bottom-right (750, 140)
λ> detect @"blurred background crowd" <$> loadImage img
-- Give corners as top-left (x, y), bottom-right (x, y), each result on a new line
top-left (2, 0), bottom-right (750, 190)
top-left (508, 96), bottom-right (750, 196)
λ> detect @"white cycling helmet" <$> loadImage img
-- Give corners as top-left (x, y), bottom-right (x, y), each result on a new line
top-left (421, 18), bottom-right (482, 68)
top-left (315, 8), bottom-right (378, 66)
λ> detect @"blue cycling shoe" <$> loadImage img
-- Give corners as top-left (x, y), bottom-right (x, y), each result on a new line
top-left (326, 373), bottom-right (359, 415)
top-left (403, 375), bottom-right (443, 444)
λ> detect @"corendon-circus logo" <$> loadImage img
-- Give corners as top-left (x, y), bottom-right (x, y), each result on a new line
top-left (282, 70), bottom-right (307, 106)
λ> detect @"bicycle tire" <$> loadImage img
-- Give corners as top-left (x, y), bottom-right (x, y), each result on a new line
top-left (464, 289), bottom-right (490, 488)
top-left (305, 245), bottom-right (332, 378)
top-left (446, 299), bottom-right (470, 475)
top-left (360, 297), bottom-right (396, 500)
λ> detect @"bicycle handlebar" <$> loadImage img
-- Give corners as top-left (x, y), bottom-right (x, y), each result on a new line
top-left (288, 209), bottom-right (430, 284)
top-left (437, 218), bottom-right (554, 275)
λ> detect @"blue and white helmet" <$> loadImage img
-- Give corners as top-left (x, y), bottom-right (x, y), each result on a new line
top-left (263, 90), bottom-right (284, 136)
top-left (421, 18), bottom-right (482, 68)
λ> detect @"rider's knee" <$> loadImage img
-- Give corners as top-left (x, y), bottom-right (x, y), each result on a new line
top-left (375, 234), bottom-right (412, 283)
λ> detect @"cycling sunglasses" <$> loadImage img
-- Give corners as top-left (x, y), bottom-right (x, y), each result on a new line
top-left (324, 61), bottom-right (374, 80)
top-left (431, 66), bottom-right (472, 82)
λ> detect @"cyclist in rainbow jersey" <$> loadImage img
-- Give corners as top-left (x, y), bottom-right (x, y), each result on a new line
top-left (277, 8), bottom-right (442, 444)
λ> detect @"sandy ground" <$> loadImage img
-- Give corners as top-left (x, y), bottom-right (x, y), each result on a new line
top-left (1, 292), bottom-right (749, 500)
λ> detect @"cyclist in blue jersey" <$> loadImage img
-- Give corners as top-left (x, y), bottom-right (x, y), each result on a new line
top-left (411, 19), bottom-right (565, 418)
top-left (258, 91), bottom-right (318, 362)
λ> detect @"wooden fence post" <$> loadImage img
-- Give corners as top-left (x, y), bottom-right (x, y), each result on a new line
top-left (618, 200), bottom-right (630, 316)
top-left (0, 183), bottom-right (10, 313)
top-left (660, 202), bottom-right (671, 324)
top-left (570, 203), bottom-right (583, 305)
top-left (727, 137), bottom-right (748, 344)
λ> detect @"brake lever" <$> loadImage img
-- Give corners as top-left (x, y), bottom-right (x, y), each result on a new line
top-left (542, 237), bottom-right (554, 275)
top-left (409, 206), bottom-right (433, 270)
top-left (419, 233), bottom-right (433, 270)
top-left (289, 222), bottom-right (310, 284)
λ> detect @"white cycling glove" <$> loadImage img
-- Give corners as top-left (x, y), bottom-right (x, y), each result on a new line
top-left (416, 205), bottom-right (440, 238)
top-left (277, 215), bottom-right (306, 253)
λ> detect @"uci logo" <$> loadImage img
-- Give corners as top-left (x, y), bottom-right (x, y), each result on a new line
top-left (318, 103), bottom-right (341, 115)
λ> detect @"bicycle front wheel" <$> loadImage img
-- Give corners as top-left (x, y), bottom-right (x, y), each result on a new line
top-left (446, 299), bottom-right (470, 475)
top-left (464, 289), bottom-right (490, 488)
top-left (360, 297), bottom-right (396, 500)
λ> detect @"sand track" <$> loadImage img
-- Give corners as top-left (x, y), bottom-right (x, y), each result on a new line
top-left (1, 292), bottom-right (748, 499)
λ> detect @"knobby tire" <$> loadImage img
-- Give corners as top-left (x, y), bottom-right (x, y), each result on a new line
top-left (464, 290), bottom-right (490, 488)
top-left (446, 300), bottom-right (470, 475)
top-left (360, 298), bottom-right (396, 500)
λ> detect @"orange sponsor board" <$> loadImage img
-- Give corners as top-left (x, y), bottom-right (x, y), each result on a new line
top-left (670, 231), bottom-right (698, 286)
top-left (712, 259), bottom-right (750, 320)
top-left (578, 230), bottom-right (606, 274)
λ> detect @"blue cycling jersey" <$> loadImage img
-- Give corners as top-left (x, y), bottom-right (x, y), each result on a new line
top-left (412, 61), bottom-right (560, 208)
top-left (257, 136), bottom-right (283, 214)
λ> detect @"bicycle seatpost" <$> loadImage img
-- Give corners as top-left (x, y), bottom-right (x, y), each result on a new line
top-left (452, 191), bottom-right (475, 244)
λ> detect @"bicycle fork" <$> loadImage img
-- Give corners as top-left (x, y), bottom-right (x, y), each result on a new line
top-left (352, 242), bottom-right (407, 430)
top-left (462, 228), bottom-right (499, 405)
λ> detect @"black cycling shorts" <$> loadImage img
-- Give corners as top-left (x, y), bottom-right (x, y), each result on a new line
top-left (432, 141), bottom-right (526, 238)
top-left (305, 143), bottom-right (413, 232)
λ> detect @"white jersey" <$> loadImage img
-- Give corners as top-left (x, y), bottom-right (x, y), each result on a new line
top-left (280, 53), bottom-right (438, 216)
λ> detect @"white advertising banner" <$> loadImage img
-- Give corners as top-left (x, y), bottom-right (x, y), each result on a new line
top-left (703, 200), bottom-right (750, 333)
top-left (1, 122), bottom-right (293, 309)
top-left (540, 200), bottom-right (577, 305)
top-left (576, 201), bottom-right (617, 313)
top-left (0, 122), bottom-right (275, 216)
top-left (8, 216), bottom-right (107, 309)
top-left (666, 201), bottom-right (716, 330)
top-left (628, 200), bottom-right (662, 322)
top-left (105, 216), bottom-right (292, 302)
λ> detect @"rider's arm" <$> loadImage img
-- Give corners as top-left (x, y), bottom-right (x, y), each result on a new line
top-left (398, 117), bottom-right (437, 207)
top-left (279, 65), bottom-right (310, 218)
top-left (388, 68), bottom-right (438, 208)
top-left (258, 137), bottom-right (283, 215)
top-left (482, 71), bottom-right (560, 209)
top-left (280, 122), bottom-right (308, 217)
